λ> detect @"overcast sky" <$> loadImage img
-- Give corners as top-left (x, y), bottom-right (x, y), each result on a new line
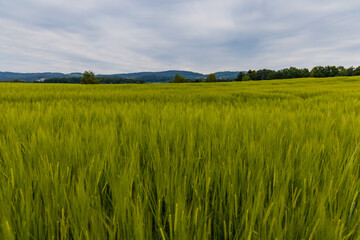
top-left (1, 0), bottom-right (360, 74)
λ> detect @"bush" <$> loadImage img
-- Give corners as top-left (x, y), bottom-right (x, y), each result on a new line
top-left (242, 75), bottom-right (251, 81)
top-left (205, 73), bottom-right (217, 82)
top-left (173, 74), bottom-right (186, 83)
top-left (81, 71), bottom-right (99, 84)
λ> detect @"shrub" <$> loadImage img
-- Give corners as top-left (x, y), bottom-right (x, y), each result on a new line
top-left (205, 73), bottom-right (217, 82)
top-left (81, 71), bottom-right (99, 84)
top-left (173, 74), bottom-right (186, 83)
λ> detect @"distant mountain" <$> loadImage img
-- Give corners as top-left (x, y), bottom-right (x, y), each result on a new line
top-left (214, 71), bottom-right (242, 80)
top-left (0, 72), bottom-right (82, 81)
top-left (0, 70), bottom-right (243, 82)
top-left (98, 70), bottom-right (206, 82)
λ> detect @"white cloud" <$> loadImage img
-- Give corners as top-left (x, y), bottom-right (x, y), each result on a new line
top-left (1, 0), bottom-right (360, 73)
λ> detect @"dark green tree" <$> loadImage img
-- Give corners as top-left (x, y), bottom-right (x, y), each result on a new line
top-left (354, 66), bottom-right (360, 76)
top-left (173, 74), bottom-right (186, 83)
top-left (324, 66), bottom-right (338, 77)
top-left (337, 66), bottom-right (348, 76)
top-left (236, 72), bottom-right (244, 81)
top-left (205, 73), bottom-right (217, 82)
top-left (347, 66), bottom-right (355, 76)
top-left (310, 66), bottom-right (326, 77)
top-left (246, 70), bottom-right (257, 80)
top-left (81, 71), bottom-right (99, 84)
top-left (242, 75), bottom-right (251, 81)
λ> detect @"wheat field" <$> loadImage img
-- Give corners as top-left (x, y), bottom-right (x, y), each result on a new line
top-left (1, 77), bottom-right (360, 239)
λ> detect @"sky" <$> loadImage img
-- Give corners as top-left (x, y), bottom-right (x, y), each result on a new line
top-left (1, 0), bottom-right (360, 74)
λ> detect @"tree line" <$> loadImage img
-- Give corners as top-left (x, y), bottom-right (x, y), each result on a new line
top-left (173, 66), bottom-right (360, 83)
top-left (12, 66), bottom-right (360, 84)
top-left (236, 66), bottom-right (360, 81)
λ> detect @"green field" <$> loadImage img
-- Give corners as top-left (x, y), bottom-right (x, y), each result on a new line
top-left (1, 77), bottom-right (360, 239)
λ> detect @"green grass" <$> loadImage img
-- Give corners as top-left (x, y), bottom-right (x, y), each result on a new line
top-left (1, 77), bottom-right (360, 239)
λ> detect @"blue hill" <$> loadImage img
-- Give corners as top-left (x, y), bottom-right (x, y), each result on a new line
top-left (0, 70), bottom-right (242, 82)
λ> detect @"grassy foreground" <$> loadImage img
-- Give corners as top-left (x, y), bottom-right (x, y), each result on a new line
top-left (1, 77), bottom-right (360, 239)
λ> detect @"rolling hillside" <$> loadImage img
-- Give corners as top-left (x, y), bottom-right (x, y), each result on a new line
top-left (0, 70), bottom-right (242, 82)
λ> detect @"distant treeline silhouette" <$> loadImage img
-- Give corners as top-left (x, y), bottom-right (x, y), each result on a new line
top-left (24, 65), bottom-right (360, 84)
top-left (237, 66), bottom-right (360, 81)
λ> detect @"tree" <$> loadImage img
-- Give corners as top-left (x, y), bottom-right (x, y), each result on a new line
top-left (310, 66), bottom-right (326, 77)
top-left (173, 74), bottom-right (186, 83)
top-left (246, 70), bottom-right (257, 80)
top-left (81, 71), bottom-right (99, 84)
top-left (205, 73), bottom-right (217, 82)
top-left (242, 75), bottom-right (251, 81)
top-left (256, 69), bottom-right (276, 80)
top-left (337, 66), bottom-right (348, 76)
top-left (324, 66), bottom-right (338, 77)
top-left (354, 66), bottom-right (360, 76)
top-left (347, 66), bottom-right (355, 76)
top-left (236, 72), bottom-right (244, 81)
top-left (11, 79), bottom-right (22, 83)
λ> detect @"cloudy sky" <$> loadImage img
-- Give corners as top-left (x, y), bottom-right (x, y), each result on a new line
top-left (1, 0), bottom-right (360, 74)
